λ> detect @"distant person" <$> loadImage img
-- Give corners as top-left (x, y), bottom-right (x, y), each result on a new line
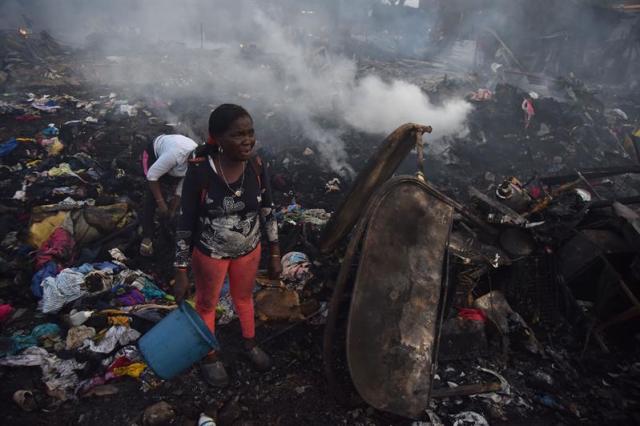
top-left (140, 134), bottom-right (198, 256)
top-left (173, 104), bottom-right (282, 387)
top-left (522, 94), bottom-right (536, 129)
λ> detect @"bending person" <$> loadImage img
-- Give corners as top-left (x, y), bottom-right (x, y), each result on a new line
top-left (140, 134), bottom-right (197, 256)
top-left (173, 104), bottom-right (282, 387)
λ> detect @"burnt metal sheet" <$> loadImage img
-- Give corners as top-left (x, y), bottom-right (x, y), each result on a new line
top-left (559, 229), bottom-right (632, 281)
top-left (499, 228), bottom-right (536, 257)
top-left (539, 166), bottom-right (640, 186)
top-left (346, 177), bottom-right (453, 419)
top-left (319, 123), bottom-right (430, 254)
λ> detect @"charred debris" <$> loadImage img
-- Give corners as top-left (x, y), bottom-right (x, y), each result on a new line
top-left (1, 2), bottom-right (640, 425)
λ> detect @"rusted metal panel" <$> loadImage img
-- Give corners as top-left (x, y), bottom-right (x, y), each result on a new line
top-left (319, 123), bottom-right (431, 254)
top-left (346, 177), bottom-right (453, 419)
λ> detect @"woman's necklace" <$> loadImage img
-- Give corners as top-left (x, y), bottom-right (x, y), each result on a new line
top-left (218, 158), bottom-right (245, 198)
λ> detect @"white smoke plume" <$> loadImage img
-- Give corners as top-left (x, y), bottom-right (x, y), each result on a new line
top-left (177, 10), bottom-right (472, 176)
top-left (0, 0), bottom-right (473, 176)
top-left (343, 76), bottom-right (472, 139)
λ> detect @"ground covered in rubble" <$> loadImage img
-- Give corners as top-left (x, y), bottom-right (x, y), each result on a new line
top-left (1, 32), bottom-right (640, 426)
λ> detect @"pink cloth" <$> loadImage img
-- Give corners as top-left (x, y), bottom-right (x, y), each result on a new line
top-left (192, 245), bottom-right (261, 339)
top-left (529, 185), bottom-right (543, 199)
top-left (142, 149), bottom-right (150, 176)
top-left (35, 227), bottom-right (75, 270)
top-left (458, 308), bottom-right (487, 322)
top-left (0, 304), bottom-right (13, 323)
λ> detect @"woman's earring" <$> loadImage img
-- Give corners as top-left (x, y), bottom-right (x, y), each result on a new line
top-left (218, 145), bottom-right (224, 154)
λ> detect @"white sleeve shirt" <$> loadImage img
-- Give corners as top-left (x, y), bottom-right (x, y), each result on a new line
top-left (146, 134), bottom-right (198, 195)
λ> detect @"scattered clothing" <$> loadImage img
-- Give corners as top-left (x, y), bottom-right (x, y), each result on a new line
top-left (0, 346), bottom-right (85, 401)
top-left (0, 303), bottom-right (14, 323)
top-left (65, 325), bottom-right (96, 350)
top-left (115, 287), bottom-right (146, 306)
top-left (77, 353), bottom-right (148, 396)
top-left (113, 362), bottom-right (147, 379)
top-left (47, 163), bottom-right (83, 180)
top-left (40, 268), bottom-right (87, 314)
top-left (31, 100), bottom-right (61, 112)
top-left (35, 227), bottom-right (75, 270)
top-left (137, 277), bottom-right (169, 301)
top-left (1, 323), bottom-right (61, 358)
top-left (80, 325), bottom-right (141, 354)
top-left (281, 251), bottom-right (313, 291)
top-left (0, 138), bottom-right (18, 157)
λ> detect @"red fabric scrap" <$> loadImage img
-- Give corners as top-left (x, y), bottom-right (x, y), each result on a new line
top-left (107, 356), bottom-right (133, 373)
top-left (0, 304), bottom-right (14, 323)
top-left (105, 356), bottom-right (134, 381)
top-left (35, 227), bottom-right (75, 270)
top-left (15, 114), bottom-right (41, 122)
top-left (529, 186), bottom-right (542, 199)
top-left (457, 308), bottom-right (487, 322)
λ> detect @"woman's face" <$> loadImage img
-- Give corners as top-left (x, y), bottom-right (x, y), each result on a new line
top-left (218, 115), bottom-right (256, 161)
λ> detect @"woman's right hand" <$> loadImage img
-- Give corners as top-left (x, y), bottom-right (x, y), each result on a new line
top-left (173, 269), bottom-right (190, 304)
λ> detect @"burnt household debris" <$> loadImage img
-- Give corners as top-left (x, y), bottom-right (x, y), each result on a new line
top-left (1, 1), bottom-right (640, 426)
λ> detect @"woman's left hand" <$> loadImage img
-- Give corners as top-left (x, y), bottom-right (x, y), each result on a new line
top-left (268, 255), bottom-right (283, 279)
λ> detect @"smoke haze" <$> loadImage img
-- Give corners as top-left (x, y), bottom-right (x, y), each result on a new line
top-left (1, 1), bottom-right (475, 175)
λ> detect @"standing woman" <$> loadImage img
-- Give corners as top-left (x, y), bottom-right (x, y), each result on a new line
top-left (173, 104), bottom-right (282, 387)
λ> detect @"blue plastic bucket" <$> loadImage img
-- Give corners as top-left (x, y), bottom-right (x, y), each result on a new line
top-left (139, 302), bottom-right (219, 380)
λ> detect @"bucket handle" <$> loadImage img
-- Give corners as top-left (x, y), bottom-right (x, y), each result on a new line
top-left (180, 302), bottom-right (219, 350)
